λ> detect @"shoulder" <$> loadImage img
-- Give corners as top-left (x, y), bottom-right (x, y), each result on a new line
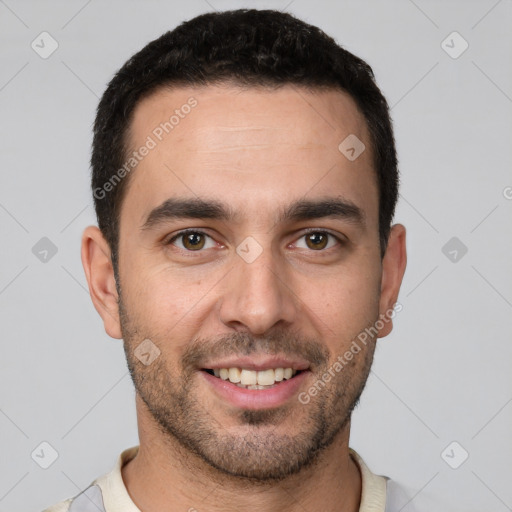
top-left (42, 499), bottom-right (72, 512)
top-left (349, 448), bottom-right (435, 512)
top-left (385, 478), bottom-right (416, 512)
top-left (385, 477), bottom-right (448, 512)
top-left (41, 484), bottom-right (106, 512)
top-left (40, 446), bottom-right (139, 512)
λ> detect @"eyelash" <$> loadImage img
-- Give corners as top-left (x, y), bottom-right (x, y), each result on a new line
top-left (166, 228), bottom-right (344, 253)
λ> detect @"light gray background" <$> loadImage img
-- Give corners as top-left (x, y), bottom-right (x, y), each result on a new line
top-left (1, 1), bottom-right (511, 511)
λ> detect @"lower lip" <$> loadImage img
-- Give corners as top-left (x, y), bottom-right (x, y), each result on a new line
top-left (201, 370), bottom-right (310, 410)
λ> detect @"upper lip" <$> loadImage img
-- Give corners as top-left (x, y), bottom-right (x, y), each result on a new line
top-left (201, 355), bottom-right (310, 372)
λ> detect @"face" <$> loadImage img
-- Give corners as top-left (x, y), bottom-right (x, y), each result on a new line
top-left (90, 84), bottom-right (405, 481)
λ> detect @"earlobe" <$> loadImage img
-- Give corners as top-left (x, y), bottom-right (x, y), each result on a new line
top-left (377, 224), bottom-right (407, 339)
top-left (81, 226), bottom-right (123, 339)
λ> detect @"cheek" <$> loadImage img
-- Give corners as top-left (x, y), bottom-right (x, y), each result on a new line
top-left (303, 264), bottom-right (381, 343)
top-left (123, 264), bottom-right (214, 332)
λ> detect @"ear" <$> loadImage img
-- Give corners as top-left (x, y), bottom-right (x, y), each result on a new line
top-left (81, 225), bottom-right (123, 339)
top-left (377, 223), bottom-right (407, 338)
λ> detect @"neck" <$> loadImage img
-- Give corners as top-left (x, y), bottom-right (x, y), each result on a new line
top-left (122, 396), bottom-right (361, 512)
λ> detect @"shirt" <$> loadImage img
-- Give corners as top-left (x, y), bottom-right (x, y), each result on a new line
top-left (42, 445), bottom-right (410, 512)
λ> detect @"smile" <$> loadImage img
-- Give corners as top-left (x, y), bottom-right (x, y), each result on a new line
top-left (203, 367), bottom-right (301, 389)
top-left (200, 366), bottom-right (309, 409)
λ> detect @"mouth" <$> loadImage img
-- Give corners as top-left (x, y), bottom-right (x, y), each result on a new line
top-left (202, 367), bottom-right (305, 390)
top-left (199, 356), bottom-right (311, 409)
top-left (200, 366), bottom-right (310, 410)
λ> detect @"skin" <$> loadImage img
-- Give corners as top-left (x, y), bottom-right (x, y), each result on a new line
top-left (81, 84), bottom-right (407, 512)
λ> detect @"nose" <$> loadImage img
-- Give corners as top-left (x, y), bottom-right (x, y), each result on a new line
top-left (219, 242), bottom-right (298, 335)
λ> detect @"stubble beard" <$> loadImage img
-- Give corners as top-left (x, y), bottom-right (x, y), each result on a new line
top-left (118, 293), bottom-right (376, 482)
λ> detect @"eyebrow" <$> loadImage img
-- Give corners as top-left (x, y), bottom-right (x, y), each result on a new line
top-left (141, 196), bottom-right (366, 231)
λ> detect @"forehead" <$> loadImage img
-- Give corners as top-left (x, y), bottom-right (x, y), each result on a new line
top-left (131, 84), bottom-right (368, 152)
top-left (121, 84), bottom-right (377, 229)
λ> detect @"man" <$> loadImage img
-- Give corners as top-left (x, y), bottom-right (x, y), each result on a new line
top-left (44, 8), bottom-right (407, 512)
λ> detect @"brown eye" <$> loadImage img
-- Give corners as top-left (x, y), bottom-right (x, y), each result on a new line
top-left (182, 232), bottom-right (205, 250)
top-left (305, 232), bottom-right (329, 250)
top-left (294, 231), bottom-right (340, 251)
top-left (169, 230), bottom-right (216, 251)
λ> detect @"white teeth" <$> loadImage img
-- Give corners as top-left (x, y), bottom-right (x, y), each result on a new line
top-left (257, 369), bottom-right (275, 386)
top-left (210, 367), bottom-right (298, 387)
top-left (240, 369), bottom-right (257, 385)
top-left (228, 367), bottom-right (241, 383)
top-left (274, 368), bottom-right (284, 381)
